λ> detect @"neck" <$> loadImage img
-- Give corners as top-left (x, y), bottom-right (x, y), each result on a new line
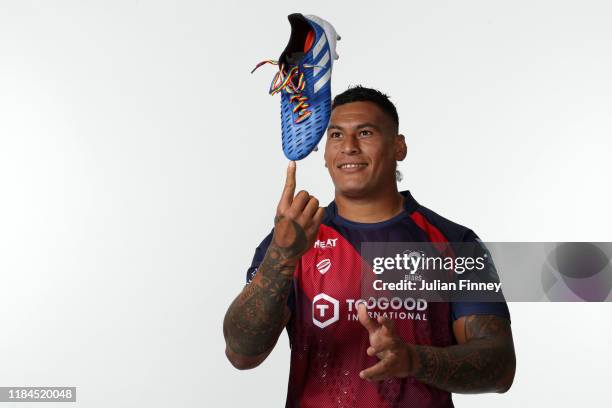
top-left (335, 185), bottom-right (405, 223)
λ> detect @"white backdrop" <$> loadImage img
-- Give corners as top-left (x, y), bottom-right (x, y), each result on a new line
top-left (1, 1), bottom-right (611, 407)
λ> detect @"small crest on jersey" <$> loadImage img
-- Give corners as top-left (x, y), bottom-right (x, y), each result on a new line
top-left (316, 258), bottom-right (331, 274)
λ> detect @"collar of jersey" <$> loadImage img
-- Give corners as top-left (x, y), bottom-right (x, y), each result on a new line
top-left (325, 190), bottom-right (419, 229)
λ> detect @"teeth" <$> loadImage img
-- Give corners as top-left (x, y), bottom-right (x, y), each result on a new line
top-left (340, 163), bottom-right (366, 169)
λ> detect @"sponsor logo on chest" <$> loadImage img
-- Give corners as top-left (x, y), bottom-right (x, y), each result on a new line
top-left (311, 293), bottom-right (429, 329)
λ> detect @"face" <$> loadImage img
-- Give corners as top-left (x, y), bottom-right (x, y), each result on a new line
top-left (324, 101), bottom-right (406, 198)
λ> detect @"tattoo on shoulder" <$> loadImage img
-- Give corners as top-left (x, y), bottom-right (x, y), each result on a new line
top-left (464, 315), bottom-right (511, 341)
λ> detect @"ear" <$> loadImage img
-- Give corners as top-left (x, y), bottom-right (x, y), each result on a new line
top-left (395, 134), bottom-right (407, 161)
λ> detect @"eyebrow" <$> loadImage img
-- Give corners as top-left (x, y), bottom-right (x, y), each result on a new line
top-left (327, 122), bottom-right (381, 131)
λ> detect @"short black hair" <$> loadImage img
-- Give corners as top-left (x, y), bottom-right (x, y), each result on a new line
top-left (331, 85), bottom-right (399, 128)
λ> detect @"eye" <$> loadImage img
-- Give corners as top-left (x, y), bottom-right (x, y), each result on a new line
top-left (329, 131), bottom-right (342, 139)
top-left (359, 130), bottom-right (373, 137)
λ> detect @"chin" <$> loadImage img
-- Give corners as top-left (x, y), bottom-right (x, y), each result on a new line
top-left (335, 182), bottom-right (372, 198)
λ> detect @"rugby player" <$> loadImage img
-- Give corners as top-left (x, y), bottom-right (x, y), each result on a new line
top-left (223, 86), bottom-right (516, 407)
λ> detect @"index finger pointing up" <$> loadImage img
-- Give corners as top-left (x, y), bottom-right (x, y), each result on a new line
top-left (278, 161), bottom-right (296, 212)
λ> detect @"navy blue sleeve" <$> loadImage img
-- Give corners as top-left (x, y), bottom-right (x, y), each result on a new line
top-left (245, 229), bottom-right (296, 314)
top-left (450, 229), bottom-right (511, 322)
top-left (246, 230), bottom-right (274, 284)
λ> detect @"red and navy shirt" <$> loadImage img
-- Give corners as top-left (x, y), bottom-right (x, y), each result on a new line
top-left (246, 190), bottom-right (510, 408)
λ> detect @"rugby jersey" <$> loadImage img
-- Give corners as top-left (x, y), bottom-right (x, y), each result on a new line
top-left (246, 190), bottom-right (510, 408)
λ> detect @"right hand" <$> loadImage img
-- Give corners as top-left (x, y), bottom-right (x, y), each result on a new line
top-left (272, 161), bottom-right (325, 263)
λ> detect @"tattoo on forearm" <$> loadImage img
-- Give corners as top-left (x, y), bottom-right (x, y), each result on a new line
top-left (412, 315), bottom-right (515, 393)
top-left (223, 217), bottom-right (307, 357)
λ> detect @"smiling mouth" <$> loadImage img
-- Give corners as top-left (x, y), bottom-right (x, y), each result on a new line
top-left (337, 163), bottom-right (368, 170)
top-left (336, 163), bottom-right (368, 173)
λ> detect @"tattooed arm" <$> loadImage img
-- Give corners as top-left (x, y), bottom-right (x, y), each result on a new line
top-left (223, 162), bottom-right (325, 370)
top-left (410, 314), bottom-right (516, 393)
top-left (358, 305), bottom-right (516, 393)
top-left (222, 220), bottom-right (301, 369)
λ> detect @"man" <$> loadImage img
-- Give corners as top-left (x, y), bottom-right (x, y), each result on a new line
top-left (223, 86), bottom-right (516, 407)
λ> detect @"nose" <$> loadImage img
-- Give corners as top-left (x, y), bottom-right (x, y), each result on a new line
top-left (341, 134), bottom-right (360, 155)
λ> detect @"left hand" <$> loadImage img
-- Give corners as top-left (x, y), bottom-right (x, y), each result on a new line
top-left (358, 303), bottom-right (415, 381)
